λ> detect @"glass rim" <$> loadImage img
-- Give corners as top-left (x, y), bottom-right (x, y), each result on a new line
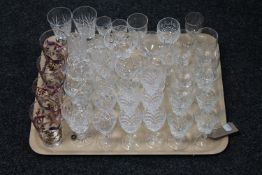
top-left (72, 5), bottom-right (97, 20)
top-left (112, 19), bottom-right (127, 26)
top-left (127, 12), bottom-right (148, 29)
top-left (39, 29), bottom-right (67, 46)
top-left (185, 12), bottom-right (204, 27)
top-left (157, 17), bottom-right (180, 31)
top-left (96, 16), bottom-right (112, 26)
top-left (199, 27), bottom-right (218, 40)
top-left (47, 7), bottom-right (72, 25)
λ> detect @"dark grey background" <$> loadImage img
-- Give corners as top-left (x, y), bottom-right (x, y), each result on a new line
top-left (0, 0), bottom-right (261, 174)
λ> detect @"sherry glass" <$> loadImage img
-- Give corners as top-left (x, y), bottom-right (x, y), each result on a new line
top-left (167, 113), bottom-right (193, 150)
top-left (96, 16), bottom-right (112, 48)
top-left (92, 109), bottom-right (117, 151)
top-left (194, 110), bottom-right (219, 148)
top-left (47, 7), bottom-right (72, 37)
top-left (157, 17), bottom-right (181, 45)
top-left (30, 101), bottom-right (62, 146)
top-left (185, 12), bottom-right (204, 34)
top-left (61, 95), bottom-right (93, 146)
top-left (143, 106), bottom-right (166, 148)
top-left (72, 6), bottom-right (97, 40)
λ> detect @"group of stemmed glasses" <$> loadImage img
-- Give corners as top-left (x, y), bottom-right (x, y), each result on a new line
top-left (30, 5), bottom-right (222, 151)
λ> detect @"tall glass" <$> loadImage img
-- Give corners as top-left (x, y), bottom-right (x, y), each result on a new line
top-left (72, 6), bottom-right (97, 40)
top-left (47, 7), bottom-right (72, 37)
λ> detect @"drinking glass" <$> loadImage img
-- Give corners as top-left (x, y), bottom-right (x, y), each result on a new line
top-left (167, 113), bottom-right (193, 150)
top-left (141, 90), bottom-right (164, 112)
top-left (119, 108), bottom-right (143, 150)
top-left (73, 6), bottom-right (97, 40)
top-left (185, 12), bottom-right (204, 34)
top-left (157, 17), bottom-right (181, 45)
top-left (30, 101), bottom-right (62, 146)
top-left (112, 19), bottom-right (127, 32)
top-left (196, 87), bottom-right (220, 113)
top-left (168, 86), bottom-right (194, 116)
top-left (194, 110), bottom-right (219, 148)
top-left (39, 29), bottom-right (68, 61)
top-left (37, 56), bottom-right (66, 89)
top-left (127, 13), bottom-right (148, 48)
top-left (195, 27), bottom-right (219, 70)
top-left (61, 95), bottom-right (93, 145)
top-left (47, 7), bottom-right (72, 36)
top-left (92, 109), bottom-right (117, 151)
top-left (96, 16), bottom-right (112, 36)
top-left (32, 78), bottom-right (63, 112)
top-left (143, 106), bottom-right (166, 148)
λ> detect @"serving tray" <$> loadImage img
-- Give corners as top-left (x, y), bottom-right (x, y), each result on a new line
top-left (29, 34), bottom-right (228, 155)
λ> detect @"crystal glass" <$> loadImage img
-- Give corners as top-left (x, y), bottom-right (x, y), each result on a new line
top-left (119, 108), bottom-right (143, 150)
top-left (65, 57), bottom-right (91, 81)
top-left (29, 101), bottom-right (62, 146)
top-left (194, 110), bottom-right (219, 148)
top-left (141, 64), bottom-right (166, 96)
top-left (36, 56), bottom-right (66, 89)
top-left (115, 79), bottom-right (141, 115)
top-left (96, 16), bottom-right (112, 36)
top-left (185, 12), bottom-right (204, 34)
top-left (127, 13), bottom-right (148, 47)
top-left (61, 95), bottom-right (93, 146)
top-left (112, 19), bottom-right (127, 32)
top-left (143, 106), bottom-right (166, 148)
top-left (92, 109), bottom-right (117, 151)
top-left (172, 29), bottom-right (194, 67)
top-left (91, 82), bottom-right (116, 113)
top-left (167, 113), bottom-right (193, 150)
top-left (39, 29), bottom-right (68, 61)
top-left (195, 27), bottom-right (219, 70)
top-left (168, 86), bottom-right (194, 116)
top-left (72, 6), bottom-right (97, 40)
top-left (157, 17), bottom-right (181, 45)
top-left (141, 90), bottom-right (164, 112)
top-left (171, 64), bottom-right (194, 89)
top-left (32, 78), bottom-right (63, 112)
top-left (47, 7), bottom-right (72, 36)
top-left (196, 87), bottom-right (220, 113)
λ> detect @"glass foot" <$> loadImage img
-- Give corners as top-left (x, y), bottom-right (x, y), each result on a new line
top-left (122, 134), bottom-right (140, 151)
top-left (167, 136), bottom-right (188, 151)
top-left (194, 134), bottom-right (212, 150)
top-left (97, 134), bottom-right (114, 151)
top-left (71, 132), bottom-right (92, 147)
top-left (145, 132), bottom-right (164, 149)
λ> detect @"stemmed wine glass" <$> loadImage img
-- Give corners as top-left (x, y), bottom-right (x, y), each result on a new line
top-left (91, 81), bottom-right (117, 151)
top-left (72, 6), bottom-right (97, 41)
top-left (96, 16), bottom-right (112, 48)
top-left (61, 95), bottom-right (93, 146)
top-left (185, 12), bottom-right (204, 35)
top-left (47, 7), bottom-right (72, 37)
top-left (167, 113), bottom-right (193, 150)
top-left (116, 79), bottom-right (142, 150)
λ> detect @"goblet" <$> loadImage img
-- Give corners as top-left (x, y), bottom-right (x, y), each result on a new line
top-left (194, 110), bottom-right (219, 148)
top-left (39, 29), bottom-right (68, 61)
top-left (185, 12), bottom-right (204, 34)
top-left (143, 106), bottom-right (166, 148)
top-left (61, 95), bottom-right (93, 146)
top-left (127, 13), bottom-right (148, 48)
top-left (30, 101), bottom-right (62, 146)
top-left (47, 7), bottom-right (72, 37)
top-left (167, 113), bottom-right (193, 150)
top-left (92, 109), bottom-right (117, 151)
top-left (157, 17), bottom-right (181, 45)
top-left (112, 19), bottom-right (127, 32)
top-left (72, 6), bottom-right (97, 40)
top-left (141, 90), bottom-right (164, 112)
